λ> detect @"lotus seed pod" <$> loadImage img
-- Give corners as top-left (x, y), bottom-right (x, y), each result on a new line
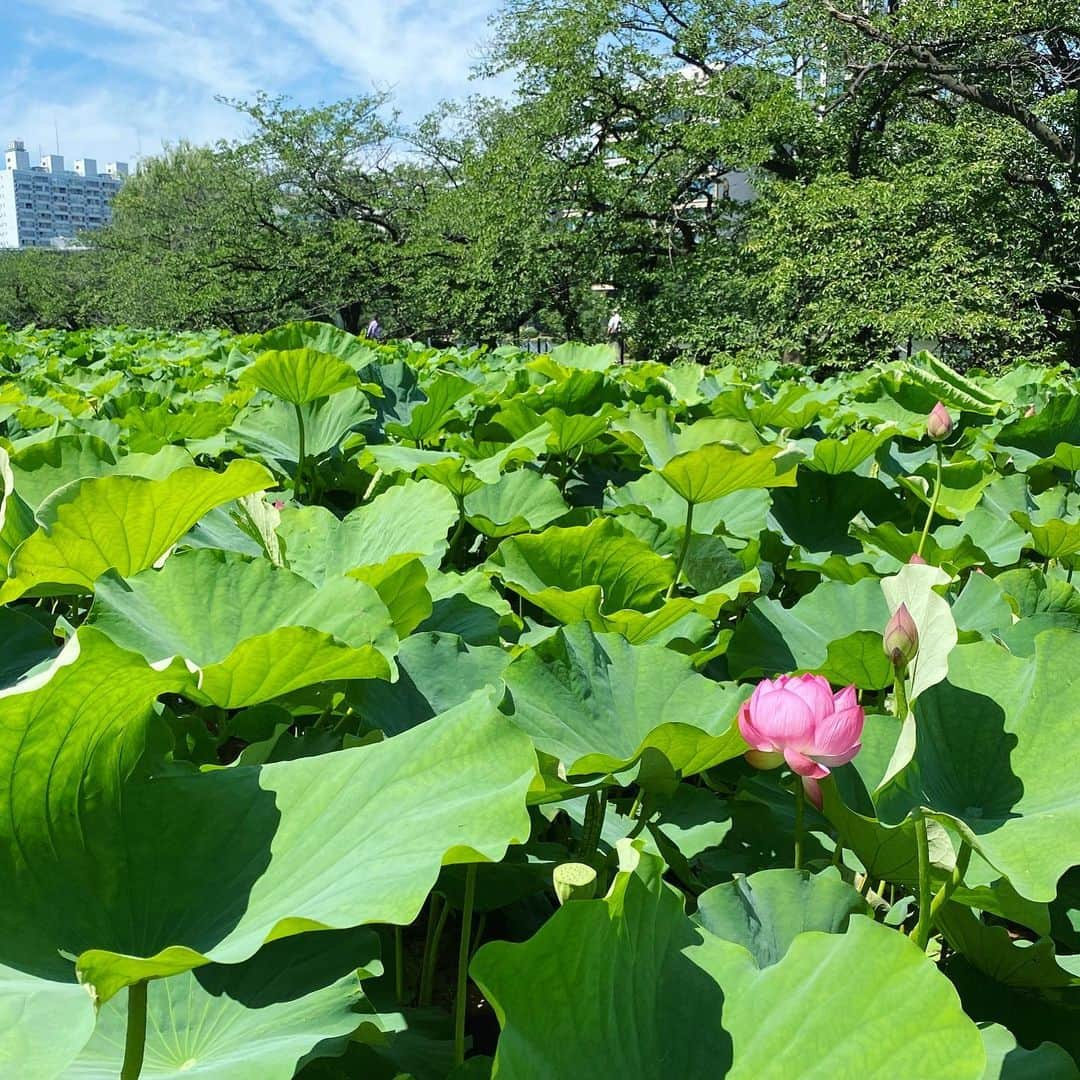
top-left (554, 862), bottom-right (598, 905)
top-left (883, 602), bottom-right (919, 668)
top-left (927, 401), bottom-right (953, 441)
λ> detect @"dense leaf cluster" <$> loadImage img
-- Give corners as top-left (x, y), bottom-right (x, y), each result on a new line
top-left (1, 324), bottom-right (1079, 1076)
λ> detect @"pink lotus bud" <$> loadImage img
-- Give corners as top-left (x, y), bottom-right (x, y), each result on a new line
top-left (927, 401), bottom-right (953, 441)
top-left (1024, 405), bottom-right (1036, 418)
top-left (738, 673), bottom-right (864, 782)
top-left (908, 553), bottom-right (927, 565)
top-left (883, 602), bottom-right (919, 668)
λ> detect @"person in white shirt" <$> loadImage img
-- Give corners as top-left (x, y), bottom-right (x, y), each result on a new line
top-left (607, 310), bottom-right (624, 364)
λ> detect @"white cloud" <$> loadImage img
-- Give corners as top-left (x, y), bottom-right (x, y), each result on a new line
top-left (2, 0), bottom-right (504, 166)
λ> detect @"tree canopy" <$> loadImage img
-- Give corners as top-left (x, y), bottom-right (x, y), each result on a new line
top-left (2, 0), bottom-right (1077, 369)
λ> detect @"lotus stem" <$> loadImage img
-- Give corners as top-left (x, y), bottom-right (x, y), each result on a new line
top-left (666, 500), bottom-right (695, 600)
top-left (394, 926), bottom-right (405, 1004)
top-left (447, 495), bottom-right (467, 563)
top-left (893, 669), bottom-right (910, 722)
top-left (120, 980), bottom-right (148, 1080)
top-left (793, 778), bottom-right (805, 871)
top-left (911, 810), bottom-right (933, 950)
top-left (419, 892), bottom-right (448, 1006)
top-left (293, 403), bottom-right (307, 503)
top-left (454, 864), bottom-right (478, 1067)
top-left (929, 839), bottom-right (973, 921)
top-left (916, 443), bottom-right (943, 559)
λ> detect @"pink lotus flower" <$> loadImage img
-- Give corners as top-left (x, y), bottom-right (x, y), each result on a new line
top-left (739, 674), bottom-right (865, 807)
top-left (908, 552), bottom-right (927, 565)
top-left (927, 401), bottom-right (953, 441)
top-left (272, 500), bottom-right (286, 510)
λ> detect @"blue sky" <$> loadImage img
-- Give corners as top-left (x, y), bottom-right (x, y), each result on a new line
top-left (2, 0), bottom-right (505, 167)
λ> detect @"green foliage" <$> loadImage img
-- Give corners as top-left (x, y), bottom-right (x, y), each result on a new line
top-left (3, 268), bottom-right (1080, 1074)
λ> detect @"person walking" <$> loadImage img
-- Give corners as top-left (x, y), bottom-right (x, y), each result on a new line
top-left (365, 316), bottom-right (383, 341)
top-left (607, 309), bottom-right (624, 364)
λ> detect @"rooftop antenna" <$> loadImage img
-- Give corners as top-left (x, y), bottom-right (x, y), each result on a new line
top-left (54, 119), bottom-right (60, 155)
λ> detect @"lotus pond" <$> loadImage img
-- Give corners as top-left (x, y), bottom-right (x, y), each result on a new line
top-left (1, 323), bottom-right (1079, 1078)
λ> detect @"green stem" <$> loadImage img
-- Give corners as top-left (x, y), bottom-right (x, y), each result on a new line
top-left (394, 926), bottom-right (405, 1004)
top-left (446, 494), bottom-right (467, 563)
top-left (120, 980), bottom-right (148, 1080)
top-left (793, 778), bottom-right (805, 871)
top-left (929, 840), bottom-right (973, 921)
top-left (893, 670), bottom-right (910, 722)
top-left (665, 500), bottom-right (695, 600)
top-left (419, 892), bottom-right (448, 1007)
top-left (293, 403), bottom-right (307, 503)
top-left (912, 810), bottom-right (933, 950)
top-left (454, 864), bottom-right (478, 1067)
top-left (916, 443), bottom-right (943, 559)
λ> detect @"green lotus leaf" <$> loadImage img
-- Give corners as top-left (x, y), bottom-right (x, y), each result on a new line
top-left (692, 868), bottom-right (869, 968)
top-left (472, 851), bottom-right (984, 1079)
top-left (420, 567), bottom-right (514, 644)
top-left (0, 460), bottom-right (274, 601)
top-left (278, 479), bottom-right (458, 584)
top-left (1010, 512), bottom-right (1080, 560)
top-left (997, 395), bottom-right (1080, 466)
top-left (771, 469), bottom-right (910, 557)
top-left (0, 446), bottom-right (36, 575)
top-left (384, 372), bottom-right (474, 445)
top-left (935, 903), bottom-right (1078, 990)
top-left (487, 517), bottom-right (674, 624)
top-left (802, 428), bottom-right (896, 474)
top-left (545, 342), bottom-right (618, 371)
top-left (659, 442), bottom-right (800, 507)
top-left (875, 633), bottom-right (1080, 901)
top-left (0, 607), bottom-right (59, 689)
top-left (88, 547), bottom-right (396, 705)
top-left (951, 573), bottom-right (1016, 641)
top-left (0, 631), bottom-right (534, 1000)
top-left (348, 630), bottom-right (510, 737)
top-left (67, 930), bottom-right (380, 1078)
top-left (810, 629), bottom-right (894, 690)
top-left (0, 963), bottom-right (96, 1078)
top-left (464, 469), bottom-right (569, 538)
top-left (882, 562), bottom-right (957, 701)
top-left (977, 1024), bottom-right (1079, 1080)
top-left (232, 390), bottom-right (375, 465)
top-left (613, 411), bottom-right (761, 468)
top-left (252, 321), bottom-right (377, 366)
top-left (727, 577), bottom-right (891, 681)
top-left (348, 554), bottom-right (432, 637)
top-left (541, 407), bottom-right (610, 455)
top-left (899, 458), bottom-right (997, 519)
top-left (239, 348), bottom-right (358, 405)
top-left (901, 352), bottom-right (1002, 416)
top-left (606, 470), bottom-right (771, 539)
top-left (502, 623), bottom-right (749, 777)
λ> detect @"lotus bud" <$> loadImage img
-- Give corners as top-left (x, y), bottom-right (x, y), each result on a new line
top-left (908, 553), bottom-right (927, 565)
top-left (927, 402), bottom-right (953, 441)
top-left (553, 862), bottom-right (598, 905)
top-left (883, 602), bottom-right (919, 669)
top-left (1024, 405), bottom-right (1036, 418)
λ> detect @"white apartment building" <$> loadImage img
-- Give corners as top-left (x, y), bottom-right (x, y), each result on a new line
top-left (0, 139), bottom-right (129, 249)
